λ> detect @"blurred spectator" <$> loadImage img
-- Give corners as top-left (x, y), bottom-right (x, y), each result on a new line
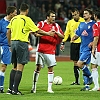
top-left (64, 12), bottom-right (69, 24)
top-left (97, 0), bottom-right (100, 7)
top-left (79, 0), bottom-right (86, 17)
top-left (40, 3), bottom-right (46, 19)
top-left (59, 0), bottom-right (65, 5)
top-left (55, 1), bottom-right (62, 11)
top-left (68, 0), bottom-right (74, 10)
top-left (74, 0), bottom-right (81, 10)
top-left (84, 0), bottom-right (91, 7)
top-left (0, 0), bottom-right (6, 14)
top-left (67, 9), bottom-right (72, 19)
top-left (47, 0), bottom-right (54, 11)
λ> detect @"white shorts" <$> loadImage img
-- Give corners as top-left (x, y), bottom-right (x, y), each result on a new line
top-left (35, 52), bottom-right (57, 67)
top-left (91, 52), bottom-right (100, 66)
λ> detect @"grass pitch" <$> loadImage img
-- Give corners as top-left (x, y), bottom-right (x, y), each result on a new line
top-left (0, 61), bottom-right (100, 100)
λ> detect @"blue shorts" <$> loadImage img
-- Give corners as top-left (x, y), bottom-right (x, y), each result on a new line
top-left (79, 51), bottom-right (91, 64)
top-left (0, 46), bottom-right (11, 64)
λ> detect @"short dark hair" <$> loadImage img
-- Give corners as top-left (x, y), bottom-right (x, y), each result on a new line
top-left (84, 8), bottom-right (93, 15)
top-left (94, 9), bottom-right (100, 19)
top-left (71, 8), bottom-right (79, 13)
top-left (20, 3), bottom-right (29, 11)
top-left (46, 10), bottom-right (55, 17)
top-left (6, 6), bottom-right (16, 15)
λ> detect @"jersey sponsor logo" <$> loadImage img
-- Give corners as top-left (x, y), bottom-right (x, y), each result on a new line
top-left (82, 30), bottom-right (88, 36)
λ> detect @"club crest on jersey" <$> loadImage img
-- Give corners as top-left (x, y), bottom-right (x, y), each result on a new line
top-left (88, 25), bottom-right (91, 29)
top-left (82, 30), bottom-right (88, 36)
top-left (52, 26), bottom-right (55, 29)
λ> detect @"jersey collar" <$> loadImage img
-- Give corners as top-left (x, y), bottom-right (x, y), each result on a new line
top-left (4, 17), bottom-right (9, 22)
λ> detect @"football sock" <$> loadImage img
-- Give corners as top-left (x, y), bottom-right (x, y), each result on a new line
top-left (74, 66), bottom-right (80, 83)
top-left (92, 68), bottom-right (99, 88)
top-left (82, 65), bottom-right (91, 77)
top-left (9, 69), bottom-right (16, 90)
top-left (48, 72), bottom-right (54, 90)
top-left (83, 74), bottom-right (89, 85)
top-left (32, 70), bottom-right (39, 90)
top-left (13, 71), bottom-right (22, 92)
top-left (0, 71), bottom-right (4, 90)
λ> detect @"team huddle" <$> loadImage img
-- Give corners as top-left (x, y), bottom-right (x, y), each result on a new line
top-left (0, 3), bottom-right (100, 95)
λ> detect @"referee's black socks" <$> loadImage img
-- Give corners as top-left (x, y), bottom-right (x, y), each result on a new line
top-left (74, 66), bottom-right (80, 83)
top-left (13, 70), bottom-right (22, 92)
top-left (9, 69), bottom-right (17, 90)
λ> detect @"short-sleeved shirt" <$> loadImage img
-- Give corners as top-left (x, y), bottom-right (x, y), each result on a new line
top-left (7, 15), bottom-right (39, 42)
top-left (76, 20), bottom-right (95, 53)
top-left (93, 21), bottom-right (100, 52)
top-left (37, 20), bottom-right (63, 54)
top-left (0, 17), bottom-right (9, 46)
top-left (0, 17), bottom-right (11, 64)
top-left (62, 17), bottom-right (85, 43)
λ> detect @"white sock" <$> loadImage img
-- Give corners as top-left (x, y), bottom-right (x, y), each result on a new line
top-left (32, 70), bottom-right (39, 90)
top-left (48, 72), bottom-right (54, 90)
top-left (0, 71), bottom-right (2, 75)
top-left (92, 68), bottom-right (99, 88)
top-left (0, 71), bottom-right (5, 76)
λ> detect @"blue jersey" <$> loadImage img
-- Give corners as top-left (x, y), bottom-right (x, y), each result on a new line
top-left (0, 17), bottom-right (9, 46)
top-left (76, 20), bottom-right (95, 53)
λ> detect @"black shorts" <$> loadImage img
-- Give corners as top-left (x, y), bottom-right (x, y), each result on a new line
top-left (11, 40), bottom-right (29, 64)
top-left (70, 43), bottom-right (80, 61)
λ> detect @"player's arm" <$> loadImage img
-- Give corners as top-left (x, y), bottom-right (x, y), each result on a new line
top-left (29, 19), bottom-right (55, 37)
top-left (34, 33), bottom-right (43, 37)
top-left (56, 32), bottom-right (64, 39)
top-left (71, 35), bottom-right (79, 42)
top-left (60, 21), bottom-right (70, 51)
top-left (6, 28), bottom-right (11, 46)
top-left (31, 29), bottom-right (55, 37)
top-left (62, 21), bottom-right (70, 43)
top-left (92, 24), bottom-right (99, 58)
top-left (71, 23), bottom-right (81, 42)
top-left (55, 26), bottom-right (64, 39)
top-left (37, 29), bottom-right (55, 36)
top-left (30, 31), bottom-right (43, 37)
top-left (92, 36), bottom-right (99, 57)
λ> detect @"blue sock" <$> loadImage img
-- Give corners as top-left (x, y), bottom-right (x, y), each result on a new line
top-left (83, 75), bottom-right (89, 85)
top-left (0, 75), bottom-right (4, 90)
top-left (82, 65), bottom-right (91, 77)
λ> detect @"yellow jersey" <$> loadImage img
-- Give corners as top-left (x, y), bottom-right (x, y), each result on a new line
top-left (7, 15), bottom-right (39, 42)
top-left (62, 17), bottom-right (85, 43)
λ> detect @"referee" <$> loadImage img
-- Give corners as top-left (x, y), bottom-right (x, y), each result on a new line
top-left (60, 8), bottom-right (84, 85)
top-left (7, 3), bottom-right (54, 95)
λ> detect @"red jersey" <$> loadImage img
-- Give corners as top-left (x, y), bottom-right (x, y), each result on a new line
top-left (37, 20), bottom-right (63, 54)
top-left (93, 21), bottom-right (100, 52)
